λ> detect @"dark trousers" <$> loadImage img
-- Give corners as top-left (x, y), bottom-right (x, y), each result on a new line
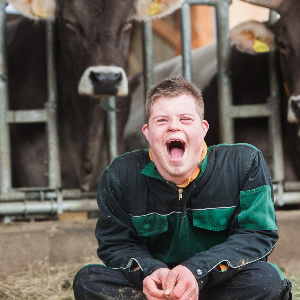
top-left (73, 261), bottom-right (292, 300)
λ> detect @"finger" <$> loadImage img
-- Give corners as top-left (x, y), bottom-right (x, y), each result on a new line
top-left (143, 278), bottom-right (165, 299)
top-left (160, 270), bottom-right (170, 291)
top-left (170, 278), bottom-right (198, 300)
top-left (164, 269), bottom-right (179, 296)
top-left (143, 277), bottom-right (158, 292)
top-left (143, 286), bottom-right (165, 300)
top-left (168, 280), bottom-right (187, 299)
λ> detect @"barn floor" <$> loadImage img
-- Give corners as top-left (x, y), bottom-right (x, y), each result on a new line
top-left (0, 210), bottom-right (299, 299)
top-left (0, 258), bottom-right (297, 300)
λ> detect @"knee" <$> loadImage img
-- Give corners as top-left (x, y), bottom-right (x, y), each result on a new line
top-left (73, 265), bottom-right (95, 299)
top-left (249, 262), bottom-right (283, 299)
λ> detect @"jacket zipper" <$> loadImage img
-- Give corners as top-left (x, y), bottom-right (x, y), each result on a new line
top-left (178, 188), bottom-right (183, 200)
top-left (167, 182), bottom-right (183, 200)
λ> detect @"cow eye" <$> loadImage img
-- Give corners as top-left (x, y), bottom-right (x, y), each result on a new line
top-left (277, 40), bottom-right (287, 52)
top-left (65, 20), bottom-right (76, 31)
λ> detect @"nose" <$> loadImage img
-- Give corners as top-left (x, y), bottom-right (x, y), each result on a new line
top-left (78, 66), bottom-right (128, 97)
top-left (89, 71), bottom-right (123, 95)
top-left (168, 118), bottom-right (181, 132)
top-left (288, 95), bottom-right (300, 123)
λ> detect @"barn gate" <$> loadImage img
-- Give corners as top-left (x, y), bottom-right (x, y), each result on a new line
top-left (0, 0), bottom-right (299, 220)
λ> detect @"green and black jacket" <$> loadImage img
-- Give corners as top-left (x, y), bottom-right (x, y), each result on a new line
top-left (95, 144), bottom-right (278, 288)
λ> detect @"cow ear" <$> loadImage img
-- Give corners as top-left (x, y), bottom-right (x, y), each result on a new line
top-left (229, 20), bottom-right (275, 55)
top-left (134, 0), bottom-right (184, 21)
top-left (7, 0), bottom-right (56, 20)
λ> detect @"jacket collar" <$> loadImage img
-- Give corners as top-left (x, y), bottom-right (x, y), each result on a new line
top-left (141, 142), bottom-right (208, 186)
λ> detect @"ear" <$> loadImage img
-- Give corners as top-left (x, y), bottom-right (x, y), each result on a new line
top-left (134, 0), bottom-right (184, 21)
top-left (202, 120), bottom-right (209, 137)
top-left (229, 20), bottom-right (275, 55)
top-left (142, 124), bottom-right (149, 141)
top-left (7, 0), bottom-right (56, 20)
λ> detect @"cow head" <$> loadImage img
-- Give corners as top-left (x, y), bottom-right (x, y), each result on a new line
top-left (229, 0), bottom-right (300, 123)
top-left (7, 0), bottom-right (184, 98)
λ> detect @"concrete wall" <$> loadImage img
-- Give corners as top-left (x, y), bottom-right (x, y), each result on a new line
top-left (0, 210), bottom-right (299, 274)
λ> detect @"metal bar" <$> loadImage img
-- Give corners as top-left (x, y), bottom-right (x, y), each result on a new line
top-left (142, 20), bottom-right (154, 99)
top-left (107, 96), bottom-right (118, 162)
top-left (284, 181), bottom-right (300, 192)
top-left (274, 192), bottom-right (300, 206)
top-left (180, 3), bottom-right (192, 82)
top-left (185, 0), bottom-right (234, 145)
top-left (0, 199), bottom-right (98, 215)
top-left (56, 189), bottom-right (63, 214)
top-left (215, 0), bottom-right (233, 143)
top-left (0, 189), bottom-right (97, 201)
top-left (181, 0), bottom-right (232, 84)
top-left (7, 109), bottom-right (47, 123)
top-left (267, 10), bottom-right (284, 183)
top-left (230, 104), bottom-right (271, 118)
top-left (46, 20), bottom-right (61, 189)
top-left (0, 0), bottom-right (12, 192)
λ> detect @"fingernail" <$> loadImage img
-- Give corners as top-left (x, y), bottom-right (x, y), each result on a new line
top-left (164, 290), bottom-right (170, 295)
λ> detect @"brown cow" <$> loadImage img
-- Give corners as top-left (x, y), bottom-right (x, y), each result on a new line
top-left (6, 0), bottom-right (183, 191)
top-left (232, 0), bottom-right (300, 124)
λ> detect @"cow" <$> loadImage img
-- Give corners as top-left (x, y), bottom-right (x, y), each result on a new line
top-left (124, 0), bottom-right (300, 182)
top-left (5, 0), bottom-right (184, 191)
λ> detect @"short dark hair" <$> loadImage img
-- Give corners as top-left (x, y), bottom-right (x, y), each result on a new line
top-left (145, 76), bottom-right (204, 123)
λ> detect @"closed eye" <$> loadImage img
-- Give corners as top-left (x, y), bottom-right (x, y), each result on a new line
top-left (180, 117), bottom-right (193, 123)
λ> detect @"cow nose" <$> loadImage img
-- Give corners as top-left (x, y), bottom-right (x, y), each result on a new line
top-left (89, 71), bottom-right (123, 95)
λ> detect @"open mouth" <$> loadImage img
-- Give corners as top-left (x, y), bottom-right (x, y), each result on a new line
top-left (167, 140), bottom-right (186, 159)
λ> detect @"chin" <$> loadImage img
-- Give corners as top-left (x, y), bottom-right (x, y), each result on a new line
top-left (167, 168), bottom-right (187, 178)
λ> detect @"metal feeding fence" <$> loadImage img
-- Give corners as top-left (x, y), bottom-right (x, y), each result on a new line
top-left (142, 0), bottom-right (300, 206)
top-left (0, 2), bottom-right (119, 219)
top-left (0, 0), bottom-right (299, 220)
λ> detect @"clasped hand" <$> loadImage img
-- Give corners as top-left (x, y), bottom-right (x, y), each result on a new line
top-left (143, 265), bottom-right (199, 300)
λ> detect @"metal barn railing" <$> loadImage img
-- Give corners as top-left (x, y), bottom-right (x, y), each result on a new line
top-left (0, 2), bottom-right (121, 217)
top-left (0, 2), bottom-right (119, 217)
top-left (0, 9), bottom-right (61, 194)
top-left (141, 0), bottom-right (300, 206)
top-left (1, 0), bottom-right (300, 218)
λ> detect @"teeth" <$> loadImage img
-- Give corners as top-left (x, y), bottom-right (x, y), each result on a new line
top-left (167, 140), bottom-right (181, 144)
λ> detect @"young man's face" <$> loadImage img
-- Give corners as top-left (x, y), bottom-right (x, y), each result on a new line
top-left (142, 94), bottom-right (209, 185)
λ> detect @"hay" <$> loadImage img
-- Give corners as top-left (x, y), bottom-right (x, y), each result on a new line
top-left (285, 272), bottom-right (300, 299)
top-left (0, 256), bottom-right (100, 300)
top-left (0, 260), bottom-right (299, 300)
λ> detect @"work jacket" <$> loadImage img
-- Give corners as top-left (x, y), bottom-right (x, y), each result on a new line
top-left (95, 144), bottom-right (278, 289)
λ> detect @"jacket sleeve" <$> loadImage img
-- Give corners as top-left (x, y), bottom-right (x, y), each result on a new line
top-left (180, 151), bottom-right (279, 290)
top-left (95, 167), bottom-right (168, 277)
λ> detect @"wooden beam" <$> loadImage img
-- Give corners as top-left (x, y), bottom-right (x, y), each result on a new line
top-left (190, 5), bottom-right (214, 49)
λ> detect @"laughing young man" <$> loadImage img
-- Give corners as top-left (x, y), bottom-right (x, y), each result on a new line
top-left (73, 77), bottom-right (292, 300)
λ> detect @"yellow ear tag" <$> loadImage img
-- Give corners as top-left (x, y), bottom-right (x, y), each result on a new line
top-left (253, 38), bottom-right (270, 53)
top-left (148, 1), bottom-right (162, 16)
